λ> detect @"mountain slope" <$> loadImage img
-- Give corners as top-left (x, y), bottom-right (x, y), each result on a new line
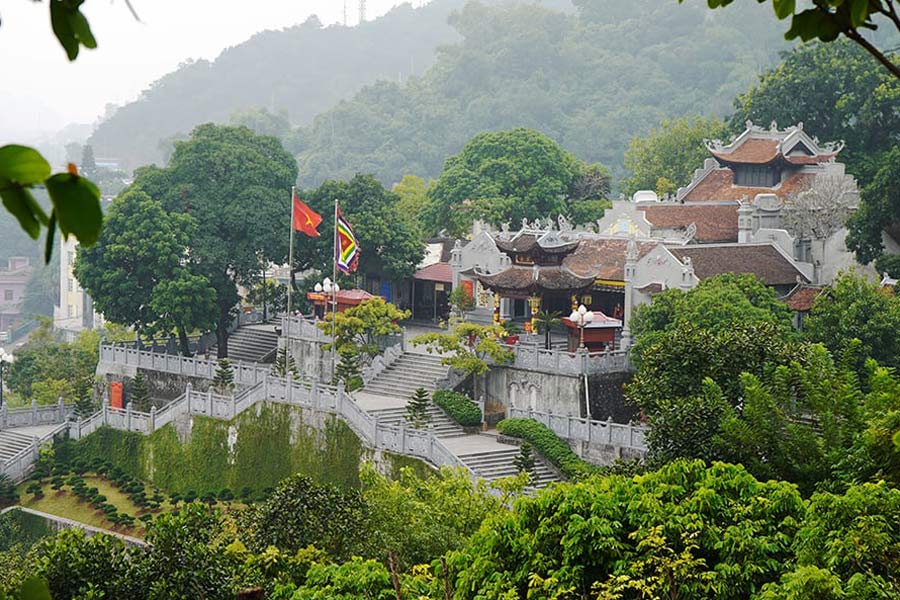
top-left (88, 1), bottom-right (468, 170)
top-left (293, 0), bottom-right (792, 187)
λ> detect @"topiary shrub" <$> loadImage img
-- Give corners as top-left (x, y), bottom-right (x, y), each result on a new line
top-left (497, 418), bottom-right (598, 479)
top-left (433, 390), bottom-right (482, 427)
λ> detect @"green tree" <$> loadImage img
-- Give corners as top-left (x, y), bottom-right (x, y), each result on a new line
top-left (621, 115), bottom-right (729, 197)
top-left (423, 128), bottom-right (590, 236)
top-left (405, 388), bottom-right (432, 429)
top-left (74, 387), bottom-right (96, 420)
top-left (75, 190), bottom-right (217, 355)
top-left (687, 0), bottom-right (900, 80)
top-left (731, 41), bottom-right (900, 182)
top-left (413, 322), bottom-right (514, 403)
top-left (847, 146), bottom-right (900, 268)
top-left (297, 174), bottom-right (425, 281)
top-left (317, 297), bottom-right (410, 358)
top-left (129, 371), bottom-right (150, 412)
top-left (211, 359), bottom-right (234, 395)
top-left (448, 460), bottom-right (805, 599)
top-left (512, 442), bottom-right (536, 478)
top-left (804, 271), bottom-right (900, 368)
top-left (244, 474), bottom-right (370, 560)
top-left (229, 107), bottom-right (291, 139)
top-left (6, 325), bottom-right (99, 402)
top-left (245, 278), bottom-right (287, 317)
top-left (333, 347), bottom-right (362, 392)
top-left (392, 174), bottom-right (432, 235)
top-left (448, 285), bottom-right (475, 320)
top-left (131, 124), bottom-right (298, 357)
top-left (631, 273), bottom-right (795, 361)
top-left (272, 347), bottom-right (300, 381)
top-left (79, 145), bottom-right (96, 179)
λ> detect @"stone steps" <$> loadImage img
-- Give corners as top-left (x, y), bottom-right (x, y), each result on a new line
top-left (210, 327), bottom-right (279, 364)
top-left (0, 430), bottom-right (34, 462)
top-left (369, 405), bottom-right (466, 438)
top-left (364, 352), bottom-right (449, 399)
top-left (456, 446), bottom-right (561, 489)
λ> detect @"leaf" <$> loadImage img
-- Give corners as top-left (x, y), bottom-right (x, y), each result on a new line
top-left (49, 0), bottom-right (96, 61)
top-left (17, 578), bottom-right (52, 600)
top-left (45, 212), bottom-right (57, 264)
top-left (45, 172), bottom-right (103, 245)
top-left (848, 0), bottom-right (870, 28)
top-left (772, 0), bottom-right (795, 20)
top-left (0, 145), bottom-right (52, 184)
top-left (0, 186), bottom-right (44, 239)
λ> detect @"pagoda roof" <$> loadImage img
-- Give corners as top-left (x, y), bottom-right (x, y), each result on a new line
top-left (642, 202), bottom-right (739, 243)
top-left (563, 238), bottom-right (657, 281)
top-left (475, 265), bottom-right (595, 296)
top-left (705, 122), bottom-right (841, 167)
top-left (494, 231), bottom-right (580, 255)
top-left (782, 284), bottom-right (823, 312)
top-left (680, 169), bottom-right (812, 203)
top-left (667, 244), bottom-right (808, 286)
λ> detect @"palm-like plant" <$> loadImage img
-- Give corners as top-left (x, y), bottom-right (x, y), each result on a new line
top-left (533, 310), bottom-right (562, 350)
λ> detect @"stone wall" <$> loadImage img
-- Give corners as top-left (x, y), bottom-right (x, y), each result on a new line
top-left (97, 359), bottom-right (213, 403)
top-left (587, 371), bottom-right (638, 423)
top-left (282, 336), bottom-right (330, 382)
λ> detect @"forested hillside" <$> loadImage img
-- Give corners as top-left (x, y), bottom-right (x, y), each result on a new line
top-left (293, 0), bottom-right (792, 186)
top-left (87, 0), bottom-right (469, 169)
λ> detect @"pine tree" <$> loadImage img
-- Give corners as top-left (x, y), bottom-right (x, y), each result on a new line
top-left (75, 390), bottom-right (96, 419)
top-left (334, 347), bottom-right (363, 392)
top-left (211, 359), bottom-right (235, 395)
top-left (272, 347), bottom-right (299, 380)
top-left (513, 442), bottom-right (536, 478)
top-left (405, 387), bottom-right (431, 429)
top-left (129, 371), bottom-right (151, 412)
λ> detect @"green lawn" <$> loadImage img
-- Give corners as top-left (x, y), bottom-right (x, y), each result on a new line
top-left (16, 475), bottom-right (171, 536)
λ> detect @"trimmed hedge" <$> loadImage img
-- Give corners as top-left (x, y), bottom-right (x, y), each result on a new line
top-left (496, 418), bottom-right (598, 479)
top-left (433, 390), bottom-right (482, 427)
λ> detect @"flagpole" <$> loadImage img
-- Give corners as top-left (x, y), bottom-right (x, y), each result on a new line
top-left (288, 186), bottom-right (295, 318)
top-left (285, 186), bottom-right (295, 396)
top-left (331, 198), bottom-right (339, 382)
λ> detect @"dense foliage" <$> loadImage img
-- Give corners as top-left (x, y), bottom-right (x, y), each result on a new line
top-left (432, 390), bottom-right (482, 427)
top-left (497, 417), bottom-right (596, 479)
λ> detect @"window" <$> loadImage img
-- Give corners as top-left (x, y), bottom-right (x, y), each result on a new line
top-left (68, 278), bottom-right (74, 292)
top-left (67, 251), bottom-right (75, 266)
top-left (3, 290), bottom-right (12, 301)
top-left (733, 165), bottom-right (779, 187)
top-left (68, 304), bottom-right (75, 317)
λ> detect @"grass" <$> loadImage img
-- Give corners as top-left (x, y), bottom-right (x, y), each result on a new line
top-left (16, 474), bottom-right (249, 538)
top-left (16, 475), bottom-right (171, 537)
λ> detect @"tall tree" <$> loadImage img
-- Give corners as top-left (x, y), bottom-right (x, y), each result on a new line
top-left (731, 41), bottom-right (900, 182)
top-left (685, 0), bottom-right (900, 80)
top-left (846, 146), bottom-right (900, 269)
top-left (75, 190), bottom-right (217, 355)
top-left (131, 124), bottom-right (298, 357)
top-left (422, 128), bottom-right (591, 236)
top-left (621, 115), bottom-right (729, 198)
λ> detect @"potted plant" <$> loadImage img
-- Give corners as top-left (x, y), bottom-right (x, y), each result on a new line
top-left (503, 322), bottom-right (522, 345)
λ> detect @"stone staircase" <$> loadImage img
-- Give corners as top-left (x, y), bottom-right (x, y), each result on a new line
top-left (364, 352), bottom-right (448, 399)
top-left (0, 430), bottom-right (34, 463)
top-left (368, 405), bottom-right (466, 438)
top-left (210, 326), bottom-right (279, 363)
top-left (456, 445), bottom-right (561, 489)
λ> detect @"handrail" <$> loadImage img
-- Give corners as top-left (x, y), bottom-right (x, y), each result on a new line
top-left (507, 406), bottom-right (647, 451)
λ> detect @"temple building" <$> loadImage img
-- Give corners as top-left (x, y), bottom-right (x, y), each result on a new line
top-left (450, 122), bottom-right (871, 349)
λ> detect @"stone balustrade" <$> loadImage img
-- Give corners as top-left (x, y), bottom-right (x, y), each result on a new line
top-left (508, 406), bottom-right (647, 452)
top-left (0, 399), bottom-right (75, 429)
top-left (504, 344), bottom-right (632, 376)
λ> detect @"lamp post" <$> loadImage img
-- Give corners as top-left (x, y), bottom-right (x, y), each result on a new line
top-left (568, 305), bottom-right (594, 350)
top-left (0, 347), bottom-right (13, 409)
top-left (314, 277), bottom-right (340, 380)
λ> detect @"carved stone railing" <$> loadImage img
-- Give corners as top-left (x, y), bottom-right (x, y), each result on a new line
top-left (98, 343), bottom-right (272, 386)
top-left (362, 344), bottom-right (404, 385)
top-left (504, 345), bottom-right (632, 376)
top-left (0, 422), bottom-right (69, 482)
top-left (0, 399), bottom-right (75, 429)
top-left (281, 315), bottom-right (330, 342)
top-left (508, 407), bottom-right (647, 452)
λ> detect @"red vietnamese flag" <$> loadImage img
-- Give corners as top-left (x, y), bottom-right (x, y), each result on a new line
top-left (292, 194), bottom-right (322, 237)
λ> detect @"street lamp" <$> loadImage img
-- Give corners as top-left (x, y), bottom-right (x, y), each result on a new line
top-left (568, 305), bottom-right (594, 350)
top-left (314, 277), bottom-right (340, 380)
top-left (0, 347), bottom-right (13, 409)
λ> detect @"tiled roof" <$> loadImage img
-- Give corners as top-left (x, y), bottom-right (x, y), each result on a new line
top-left (424, 237), bottom-right (457, 263)
top-left (682, 169), bottom-right (812, 203)
top-left (563, 239), bottom-right (657, 280)
top-left (783, 153), bottom-right (836, 165)
top-left (642, 203), bottom-right (739, 243)
top-left (476, 266), bottom-right (595, 295)
top-left (495, 234), bottom-right (579, 255)
top-left (635, 283), bottom-right (664, 294)
top-left (667, 244), bottom-right (808, 286)
top-left (414, 262), bottom-right (453, 284)
top-left (783, 285), bottom-right (823, 312)
top-left (710, 138), bottom-right (780, 164)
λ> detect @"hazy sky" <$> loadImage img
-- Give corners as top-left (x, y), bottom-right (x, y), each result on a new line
top-left (1, 0), bottom-right (419, 140)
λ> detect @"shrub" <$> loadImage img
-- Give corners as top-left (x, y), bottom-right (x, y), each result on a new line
top-left (218, 488), bottom-right (234, 502)
top-left (497, 418), bottom-right (598, 479)
top-left (433, 390), bottom-right (482, 427)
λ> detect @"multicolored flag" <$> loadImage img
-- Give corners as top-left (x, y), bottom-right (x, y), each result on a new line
top-left (336, 207), bottom-right (360, 274)
top-left (292, 194), bottom-right (322, 237)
